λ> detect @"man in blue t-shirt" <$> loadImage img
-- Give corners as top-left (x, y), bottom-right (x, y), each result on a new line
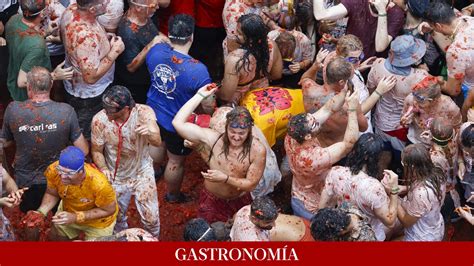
top-left (146, 14), bottom-right (211, 203)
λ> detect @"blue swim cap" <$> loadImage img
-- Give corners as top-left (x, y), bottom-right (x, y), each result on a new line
top-left (59, 146), bottom-right (85, 171)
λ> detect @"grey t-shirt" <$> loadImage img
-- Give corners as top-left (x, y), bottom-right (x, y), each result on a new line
top-left (1, 100), bottom-right (82, 187)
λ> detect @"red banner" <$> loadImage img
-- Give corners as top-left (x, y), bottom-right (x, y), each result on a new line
top-left (1, 242), bottom-right (472, 266)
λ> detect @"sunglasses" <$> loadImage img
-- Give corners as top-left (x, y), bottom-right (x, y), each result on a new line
top-left (412, 92), bottom-right (433, 103)
top-left (229, 121), bottom-right (252, 129)
top-left (56, 165), bottom-right (82, 177)
top-left (345, 52), bottom-right (365, 64)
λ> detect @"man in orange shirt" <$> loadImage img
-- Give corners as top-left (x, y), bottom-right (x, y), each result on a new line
top-left (22, 146), bottom-right (118, 240)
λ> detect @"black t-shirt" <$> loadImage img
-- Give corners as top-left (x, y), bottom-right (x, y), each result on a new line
top-left (0, 0), bottom-right (19, 27)
top-left (1, 100), bottom-right (82, 187)
top-left (115, 16), bottom-right (159, 86)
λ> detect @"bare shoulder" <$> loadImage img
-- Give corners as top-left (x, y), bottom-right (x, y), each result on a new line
top-left (250, 137), bottom-right (266, 158)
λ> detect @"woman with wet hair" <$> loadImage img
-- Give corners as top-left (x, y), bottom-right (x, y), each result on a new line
top-left (458, 122), bottom-right (474, 207)
top-left (400, 76), bottom-right (462, 148)
top-left (219, 13), bottom-right (282, 103)
top-left (397, 144), bottom-right (446, 241)
top-left (319, 133), bottom-right (399, 241)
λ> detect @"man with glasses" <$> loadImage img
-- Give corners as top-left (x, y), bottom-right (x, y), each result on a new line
top-left (322, 34), bottom-right (397, 135)
top-left (172, 85), bottom-right (266, 223)
top-left (91, 85), bottom-right (161, 238)
top-left (60, 0), bottom-right (125, 140)
top-left (5, 0), bottom-right (73, 101)
top-left (22, 146), bottom-right (118, 240)
top-left (1, 67), bottom-right (88, 214)
top-left (115, 0), bottom-right (165, 104)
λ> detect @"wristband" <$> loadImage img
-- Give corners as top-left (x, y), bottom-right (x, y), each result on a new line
top-left (37, 209), bottom-right (47, 217)
top-left (75, 211), bottom-right (86, 223)
top-left (347, 108), bottom-right (357, 112)
top-left (374, 90), bottom-right (383, 97)
top-left (197, 91), bottom-right (207, 98)
top-left (225, 175), bottom-right (229, 183)
top-left (378, 13), bottom-right (387, 17)
top-left (390, 187), bottom-right (400, 195)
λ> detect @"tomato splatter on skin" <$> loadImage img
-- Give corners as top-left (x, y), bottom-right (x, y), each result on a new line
top-left (454, 73), bottom-right (465, 80)
top-left (129, 22), bottom-right (139, 33)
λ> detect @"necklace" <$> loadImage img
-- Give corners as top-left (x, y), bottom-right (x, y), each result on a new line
top-left (449, 19), bottom-right (463, 41)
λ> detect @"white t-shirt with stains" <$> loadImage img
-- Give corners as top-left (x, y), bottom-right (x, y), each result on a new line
top-left (324, 166), bottom-right (389, 241)
top-left (367, 58), bottom-right (429, 132)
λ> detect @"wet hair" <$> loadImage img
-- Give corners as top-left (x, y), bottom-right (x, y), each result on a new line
top-left (461, 124), bottom-right (474, 148)
top-left (236, 14), bottom-right (270, 80)
top-left (287, 113), bottom-right (311, 144)
top-left (424, 1), bottom-right (455, 25)
top-left (183, 218), bottom-right (217, 241)
top-left (20, 0), bottom-right (46, 20)
top-left (402, 144), bottom-right (446, 203)
top-left (76, 0), bottom-right (101, 9)
top-left (310, 208), bottom-right (350, 241)
top-left (274, 31), bottom-right (296, 59)
top-left (295, 0), bottom-right (314, 31)
top-left (251, 196), bottom-right (278, 221)
top-left (27, 67), bottom-right (52, 93)
top-left (431, 117), bottom-right (454, 147)
top-left (102, 85), bottom-right (136, 110)
top-left (222, 106), bottom-right (254, 162)
top-left (346, 133), bottom-right (384, 179)
top-left (325, 58), bottom-right (353, 85)
top-left (168, 14), bottom-right (195, 45)
top-left (430, 117), bottom-right (455, 177)
top-left (412, 76), bottom-right (442, 100)
top-left (0, 142), bottom-right (4, 165)
top-left (278, 13), bottom-right (298, 31)
top-left (336, 34), bottom-right (363, 57)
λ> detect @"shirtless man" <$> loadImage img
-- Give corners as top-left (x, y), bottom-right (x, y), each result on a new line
top-left (300, 57), bottom-right (367, 148)
top-left (285, 87), bottom-right (359, 219)
top-left (219, 13), bottom-right (282, 104)
top-left (172, 84), bottom-right (266, 223)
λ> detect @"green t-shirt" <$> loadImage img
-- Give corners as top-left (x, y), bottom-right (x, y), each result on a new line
top-left (5, 14), bottom-right (51, 101)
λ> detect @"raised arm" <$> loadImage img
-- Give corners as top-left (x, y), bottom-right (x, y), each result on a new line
top-left (309, 87), bottom-right (348, 127)
top-left (361, 76), bottom-right (397, 114)
top-left (299, 48), bottom-right (330, 82)
top-left (172, 84), bottom-right (219, 145)
top-left (373, 0), bottom-right (393, 52)
top-left (313, 0), bottom-right (348, 21)
top-left (127, 34), bottom-right (169, 73)
top-left (322, 90), bottom-right (360, 163)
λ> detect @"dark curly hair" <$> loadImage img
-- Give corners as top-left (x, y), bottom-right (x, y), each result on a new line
top-left (236, 14), bottom-right (270, 80)
top-left (251, 196), bottom-right (278, 221)
top-left (402, 144), bottom-right (447, 203)
top-left (183, 218), bottom-right (217, 242)
top-left (461, 124), bottom-right (474, 148)
top-left (310, 208), bottom-right (350, 241)
top-left (346, 133), bottom-right (384, 179)
top-left (287, 113), bottom-right (311, 144)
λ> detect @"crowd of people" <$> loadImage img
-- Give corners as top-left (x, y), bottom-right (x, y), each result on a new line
top-left (0, 0), bottom-right (474, 242)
